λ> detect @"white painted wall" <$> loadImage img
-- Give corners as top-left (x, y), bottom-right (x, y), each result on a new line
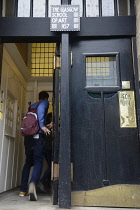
top-left (0, 46), bottom-right (27, 192)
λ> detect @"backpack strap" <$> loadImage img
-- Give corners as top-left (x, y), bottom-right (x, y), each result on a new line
top-left (35, 101), bottom-right (41, 109)
top-left (28, 101), bottom-right (41, 112)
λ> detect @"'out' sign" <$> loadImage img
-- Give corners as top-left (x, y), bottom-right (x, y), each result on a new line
top-left (50, 5), bottom-right (80, 31)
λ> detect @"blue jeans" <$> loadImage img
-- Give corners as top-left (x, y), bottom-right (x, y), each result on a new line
top-left (20, 134), bottom-right (45, 192)
top-left (40, 149), bottom-right (52, 184)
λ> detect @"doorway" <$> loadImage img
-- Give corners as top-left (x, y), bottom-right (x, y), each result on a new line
top-left (0, 42), bottom-right (59, 200)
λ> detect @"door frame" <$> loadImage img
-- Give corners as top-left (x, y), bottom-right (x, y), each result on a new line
top-left (0, 2), bottom-right (139, 208)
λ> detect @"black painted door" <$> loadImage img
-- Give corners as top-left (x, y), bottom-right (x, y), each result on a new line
top-left (52, 69), bottom-right (60, 204)
top-left (71, 39), bottom-right (140, 191)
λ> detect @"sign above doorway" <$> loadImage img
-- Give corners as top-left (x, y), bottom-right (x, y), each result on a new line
top-left (50, 5), bottom-right (80, 31)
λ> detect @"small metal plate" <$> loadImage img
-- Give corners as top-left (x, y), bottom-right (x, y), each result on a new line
top-left (118, 91), bottom-right (137, 128)
top-left (122, 81), bottom-right (130, 89)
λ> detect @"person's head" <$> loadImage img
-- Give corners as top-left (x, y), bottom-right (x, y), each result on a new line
top-left (39, 91), bottom-right (49, 101)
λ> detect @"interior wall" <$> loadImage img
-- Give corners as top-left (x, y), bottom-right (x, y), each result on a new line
top-left (27, 81), bottom-right (53, 113)
top-left (16, 43), bottom-right (28, 65)
top-left (0, 46), bottom-right (27, 193)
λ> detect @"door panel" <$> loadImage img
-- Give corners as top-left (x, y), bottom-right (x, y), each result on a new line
top-left (52, 68), bottom-right (60, 205)
top-left (71, 39), bottom-right (140, 192)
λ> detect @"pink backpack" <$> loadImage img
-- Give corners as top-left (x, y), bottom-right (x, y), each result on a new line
top-left (20, 102), bottom-right (40, 136)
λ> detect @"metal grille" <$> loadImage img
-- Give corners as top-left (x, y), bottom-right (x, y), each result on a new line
top-left (31, 43), bottom-right (56, 76)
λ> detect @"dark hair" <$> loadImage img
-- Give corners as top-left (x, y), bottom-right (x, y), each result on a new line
top-left (39, 91), bottom-right (49, 100)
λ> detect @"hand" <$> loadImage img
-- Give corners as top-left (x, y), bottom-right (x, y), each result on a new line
top-left (41, 126), bottom-right (51, 135)
top-left (47, 122), bottom-right (53, 129)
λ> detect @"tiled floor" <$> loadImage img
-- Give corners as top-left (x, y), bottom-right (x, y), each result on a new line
top-left (0, 188), bottom-right (54, 210)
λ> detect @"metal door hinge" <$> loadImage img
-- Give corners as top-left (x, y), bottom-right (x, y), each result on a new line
top-left (51, 162), bottom-right (59, 180)
top-left (71, 51), bottom-right (73, 67)
top-left (54, 55), bottom-right (61, 69)
top-left (71, 163), bottom-right (73, 182)
top-left (51, 162), bottom-right (74, 181)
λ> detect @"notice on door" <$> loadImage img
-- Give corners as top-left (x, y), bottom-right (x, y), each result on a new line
top-left (118, 91), bottom-right (137, 128)
top-left (50, 5), bottom-right (80, 31)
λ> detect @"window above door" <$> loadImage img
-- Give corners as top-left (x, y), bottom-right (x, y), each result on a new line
top-left (31, 43), bottom-right (56, 76)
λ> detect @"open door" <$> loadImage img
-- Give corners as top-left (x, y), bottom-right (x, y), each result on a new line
top-left (51, 56), bottom-right (60, 204)
top-left (71, 39), bottom-right (140, 207)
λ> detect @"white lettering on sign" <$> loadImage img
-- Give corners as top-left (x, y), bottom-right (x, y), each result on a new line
top-left (52, 13), bottom-right (67, 17)
top-left (52, 18), bottom-right (57, 23)
top-left (52, 18), bottom-right (67, 23)
top-left (61, 24), bottom-right (70, 29)
top-left (52, 7), bottom-right (59, 12)
top-left (60, 7), bottom-right (78, 13)
top-left (58, 18), bottom-right (67, 23)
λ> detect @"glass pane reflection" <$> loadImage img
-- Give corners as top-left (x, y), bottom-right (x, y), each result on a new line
top-left (33, 0), bottom-right (46, 17)
top-left (18, 0), bottom-right (30, 17)
top-left (102, 0), bottom-right (114, 16)
top-left (86, 0), bottom-right (99, 17)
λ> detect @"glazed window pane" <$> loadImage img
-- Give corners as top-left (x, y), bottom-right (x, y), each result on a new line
top-left (33, 0), bottom-right (46, 17)
top-left (86, 56), bottom-right (117, 87)
top-left (86, 0), bottom-right (99, 17)
top-left (102, 0), bottom-right (114, 16)
top-left (18, 0), bottom-right (30, 17)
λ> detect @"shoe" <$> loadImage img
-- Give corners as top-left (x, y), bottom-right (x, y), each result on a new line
top-left (29, 182), bottom-right (37, 201)
top-left (19, 191), bottom-right (28, 197)
top-left (38, 181), bottom-right (47, 193)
